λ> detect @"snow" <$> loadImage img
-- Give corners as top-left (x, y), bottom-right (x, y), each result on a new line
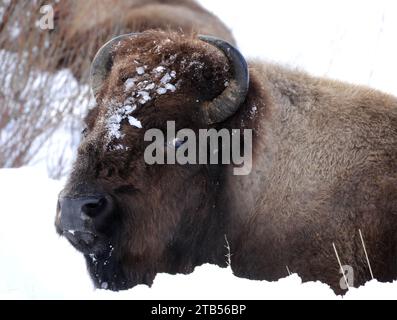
top-left (160, 73), bottom-right (172, 84)
top-left (123, 105), bottom-right (136, 115)
top-left (1, 0), bottom-right (397, 299)
top-left (165, 83), bottom-right (176, 92)
top-left (9, 24), bottom-right (21, 39)
top-left (137, 90), bottom-right (151, 103)
top-left (136, 66), bottom-right (146, 75)
top-left (112, 144), bottom-right (127, 151)
top-left (145, 83), bottom-right (156, 90)
top-left (154, 66), bottom-right (166, 73)
top-left (125, 66), bottom-right (178, 103)
top-left (106, 113), bottom-right (125, 140)
top-left (104, 63), bottom-right (180, 139)
top-left (128, 116), bottom-right (142, 129)
top-left (105, 104), bottom-right (142, 142)
top-left (157, 87), bottom-right (167, 95)
top-left (124, 78), bottom-right (136, 91)
top-left (105, 100), bottom-right (143, 142)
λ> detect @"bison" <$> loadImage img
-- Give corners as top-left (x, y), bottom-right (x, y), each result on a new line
top-left (55, 19), bottom-right (397, 296)
top-left (1, 0), bottom-right (234, 79)
top-left (51, 0), bottom-right (235, 78)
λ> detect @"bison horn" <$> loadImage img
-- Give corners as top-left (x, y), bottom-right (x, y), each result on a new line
top-left (90, 33), bottom-right (139, 99)
top-left (90, 33), bottom-right (249, 120)
top-left (198, 35), bottom-right (249, 124)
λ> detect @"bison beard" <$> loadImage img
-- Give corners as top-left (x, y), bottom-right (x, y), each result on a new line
top-left (55, 29), bottom-right (397, 294)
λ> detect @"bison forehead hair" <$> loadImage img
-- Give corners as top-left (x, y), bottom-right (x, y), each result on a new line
top-left (85, 31), bottom-right (233, 161)
top-left (100, 31), bottom-right (232, 103)
top-left (58, 31), bottom-right (234, 290)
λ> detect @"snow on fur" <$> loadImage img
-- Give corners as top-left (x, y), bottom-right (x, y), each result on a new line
top-left (105, 63), bottom-right (178, 144)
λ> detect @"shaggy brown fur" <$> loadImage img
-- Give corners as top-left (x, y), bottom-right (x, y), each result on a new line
top-left (57, 30), bottom-right (397, 294)
top-left (52, 0), bottom-right (235, 77)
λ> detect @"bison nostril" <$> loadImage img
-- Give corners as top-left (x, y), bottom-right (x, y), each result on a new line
top-left (81, 197), bottom-right (107, 218)
top-left (59, 194), bottom-right (112, 233)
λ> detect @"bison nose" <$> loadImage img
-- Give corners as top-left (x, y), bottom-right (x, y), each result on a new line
top-left (58, 195), bottom-right (111, 232)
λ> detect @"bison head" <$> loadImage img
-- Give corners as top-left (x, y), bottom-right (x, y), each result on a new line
top-left (55, 31), bottom-right (249, 290)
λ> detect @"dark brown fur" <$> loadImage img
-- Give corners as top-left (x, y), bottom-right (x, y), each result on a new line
top-left (58, 36), bottom-right (397, 295)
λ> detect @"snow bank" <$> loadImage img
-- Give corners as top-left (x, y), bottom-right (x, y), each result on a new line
top-left (0, 168), bottom-right (396, 299)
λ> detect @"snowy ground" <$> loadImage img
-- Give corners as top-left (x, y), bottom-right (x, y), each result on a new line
top-left (1, 0), bottom-right (397, 299)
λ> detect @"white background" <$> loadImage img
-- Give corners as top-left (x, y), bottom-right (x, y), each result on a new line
top-left (201, 0), bottom-right (397, 97)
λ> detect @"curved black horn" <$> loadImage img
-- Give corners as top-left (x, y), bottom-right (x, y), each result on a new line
top-left (198, 35), bottom-right (249, 124)
top-left (90, 33), bottom-right (139, 99)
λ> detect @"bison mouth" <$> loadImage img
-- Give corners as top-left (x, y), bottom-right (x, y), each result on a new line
top-left (56, 219), bottom-right (114, 255)
top-left (60, 229), bottom-right (132, 290)
top-left (62, 230), bottom-right (130, 290)
top-left (63, 230), bottom-right (101, 254)
top-left (84, 244), bottom-right (135, 291)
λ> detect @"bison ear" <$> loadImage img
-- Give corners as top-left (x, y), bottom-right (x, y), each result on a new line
top-left (198, 35), bottom-right (249, 124)
top-left (90, 33), bottom-right (140, 99)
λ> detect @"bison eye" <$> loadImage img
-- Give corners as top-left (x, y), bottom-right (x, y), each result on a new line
top-left (114, 184), bottom-right (139, 195)
top-left (168, 137), bottom-right (187, 150)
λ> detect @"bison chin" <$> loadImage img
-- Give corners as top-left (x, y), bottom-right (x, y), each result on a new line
top-left (84, 248), bottom-right (133, 291)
